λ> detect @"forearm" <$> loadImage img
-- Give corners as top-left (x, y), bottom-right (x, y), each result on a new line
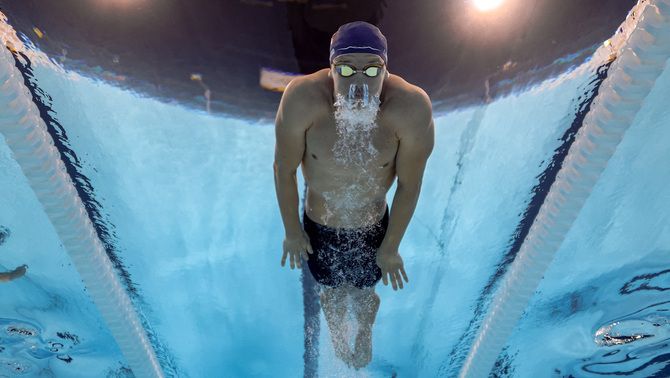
top-left (274, 167), bottom-right (303, 236)
top-left (381, 182), bottom-right (422, 252)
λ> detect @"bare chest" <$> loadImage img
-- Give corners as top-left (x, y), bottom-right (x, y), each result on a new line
top-left (304, 111), bottom-right (398, 173)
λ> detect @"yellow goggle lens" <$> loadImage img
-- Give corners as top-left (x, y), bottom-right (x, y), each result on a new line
top-left (338, 65), bottom-right (355, 77)
top-left (364, 66), bottom-right (380, 77)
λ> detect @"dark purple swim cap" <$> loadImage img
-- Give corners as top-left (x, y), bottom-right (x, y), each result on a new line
top-left (329, 21), bottom-right (388, 64)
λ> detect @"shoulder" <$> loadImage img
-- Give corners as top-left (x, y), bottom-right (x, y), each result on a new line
top-left (276, 70), bottom-right (330, 129)
top-left (384, 76), bottom-right (433, 136)
top-left (388, 76), bottom-right (431, 115)
top-left (283, 69), bottom-right (331, 104)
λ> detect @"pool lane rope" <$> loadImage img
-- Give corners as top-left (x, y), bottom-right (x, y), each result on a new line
top-left (459, 1), bottom-right (670, 377)
top-left (0, 42), bottom-right (164, 378)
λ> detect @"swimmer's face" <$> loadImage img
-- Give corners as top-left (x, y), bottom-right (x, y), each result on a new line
top-left (330, 53), bottom-right (387, 104)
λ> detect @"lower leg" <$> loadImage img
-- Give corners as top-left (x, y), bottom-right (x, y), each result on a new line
top-left (350, 288), bottom-right (381, 369)
top-left (320, 286), bottom-right (354, 365)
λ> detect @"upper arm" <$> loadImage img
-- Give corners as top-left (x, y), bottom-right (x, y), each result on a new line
top-left (395, 89), bottom-right (435, 188)
top-left (274, 79), bottom-right (315, 174)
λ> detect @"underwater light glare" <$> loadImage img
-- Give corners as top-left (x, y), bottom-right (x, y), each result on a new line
top-left (473, 0), bottom-right (504, 12)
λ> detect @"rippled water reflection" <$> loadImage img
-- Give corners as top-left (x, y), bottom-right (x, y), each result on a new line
top-left (551, 266), bottom-right (670, 377)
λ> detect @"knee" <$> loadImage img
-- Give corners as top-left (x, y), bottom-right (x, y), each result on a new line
top-left (354, 289), bottom-right (379, 309)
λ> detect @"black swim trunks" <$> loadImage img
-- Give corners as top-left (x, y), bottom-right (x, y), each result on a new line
top-left (303, 208), bottom-right (389, 289)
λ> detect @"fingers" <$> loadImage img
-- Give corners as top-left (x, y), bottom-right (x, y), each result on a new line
top-left (296, 248), bottom-right (312, 269)
top-left (291, 250), bottom-right (305, 269)
top-left (303, 233), bottom-right (314, 254)
top-left (382, 269), bottom-right (407, 291)
top-left (390, 271), bottom-right (398, 290)
top-left (301, 240), bottom-right (311, 261)
top-left (283, 249), bottom-right (309, 269)
top-left (394, 271), bottom-right (404, 290)
top-left (281, 250), bottom-right (288, 267)
top-left (301, 231), bottom-right (314, 255)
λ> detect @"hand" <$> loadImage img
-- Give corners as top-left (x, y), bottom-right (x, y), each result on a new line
top-left (376, 247), bottom-right (408, 290)
top-left (281, 230), bottom-right (313, 270)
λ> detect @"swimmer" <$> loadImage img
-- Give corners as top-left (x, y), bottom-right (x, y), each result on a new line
top-left (274, 21), bottom-right (434, 369)
top-left (0, 264), bottom-right (27, 283)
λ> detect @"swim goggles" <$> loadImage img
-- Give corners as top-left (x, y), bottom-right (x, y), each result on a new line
top-left (334, 64), bottom-right (384, 78)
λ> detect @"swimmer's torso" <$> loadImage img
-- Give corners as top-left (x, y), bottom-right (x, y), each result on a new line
top-left (301, 69), bottom-right (402, 228)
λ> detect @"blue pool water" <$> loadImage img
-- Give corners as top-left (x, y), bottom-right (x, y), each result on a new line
top-left (1, 29), bottom-right (670, 378)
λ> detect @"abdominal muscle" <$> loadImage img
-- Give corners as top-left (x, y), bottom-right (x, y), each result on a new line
top-left (303, 165), bottom-right (395, 229)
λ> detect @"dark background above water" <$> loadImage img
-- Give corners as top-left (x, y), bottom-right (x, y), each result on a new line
top-left (0, 0), bottom-right (634, 120)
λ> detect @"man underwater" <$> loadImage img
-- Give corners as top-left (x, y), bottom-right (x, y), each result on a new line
top-left (274, 21), bottom-right (434, 368)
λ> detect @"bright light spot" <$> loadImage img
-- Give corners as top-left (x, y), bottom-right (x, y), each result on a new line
top-left (473, 0), bottom-right (504, 11)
